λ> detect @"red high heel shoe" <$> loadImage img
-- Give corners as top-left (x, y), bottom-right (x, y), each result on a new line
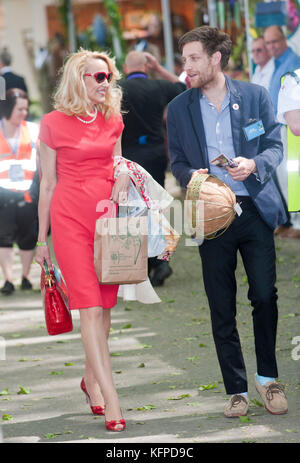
top-left (105, 418), bottom-right (126, 432)
top-left (80, 378), bottom-right (105, 416)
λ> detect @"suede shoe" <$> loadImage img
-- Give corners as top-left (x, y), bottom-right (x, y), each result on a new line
top-left (274, 226), bottom-right (300, 239)
top-left (254, 375), bottom-right (288, 415)
top-left (224, 394), bottom-right (249, 418)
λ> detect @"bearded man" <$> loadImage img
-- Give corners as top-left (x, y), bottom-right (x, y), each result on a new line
top-left (166, 26), bottom-right (288, 418)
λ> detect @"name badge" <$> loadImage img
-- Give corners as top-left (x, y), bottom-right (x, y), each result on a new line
top-left (243, 120), bottom-right (265, 141)
top-left (9, 164), bottom-right (25, 182)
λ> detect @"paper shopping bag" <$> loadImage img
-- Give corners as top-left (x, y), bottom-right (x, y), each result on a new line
top-left (94, 216), bottom-right (148, 284)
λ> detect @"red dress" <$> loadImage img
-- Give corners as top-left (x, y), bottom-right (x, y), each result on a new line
top-left (39, 110), bottom-right (124, 310)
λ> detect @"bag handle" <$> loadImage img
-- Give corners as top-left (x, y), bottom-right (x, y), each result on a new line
top-left (43, 260), bottom-right (53, 287)
top-left (44, 260), bottom-right (49, 274)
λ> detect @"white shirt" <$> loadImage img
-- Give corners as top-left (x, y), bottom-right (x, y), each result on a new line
top-left (277, 73), bottom-right (300, 124)
top-left (0, 66), bottom-right (11, 75)
top-left (251, 58), bottom-right (274, 90)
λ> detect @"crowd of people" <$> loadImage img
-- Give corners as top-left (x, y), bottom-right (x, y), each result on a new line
top-left (0, 19), bottom-right (299, 428)
top-left (250, 25), bottom-right (300, 238)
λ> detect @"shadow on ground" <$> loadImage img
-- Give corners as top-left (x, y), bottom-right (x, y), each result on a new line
top-left (0, 231), bottom-right (300, 443)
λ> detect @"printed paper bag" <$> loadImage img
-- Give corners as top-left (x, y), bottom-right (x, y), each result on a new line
top-left (94, 216), bottom-right (148, 284)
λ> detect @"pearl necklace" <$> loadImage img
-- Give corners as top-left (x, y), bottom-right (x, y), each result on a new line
top-left (76, 108), bottom-right (98, 124)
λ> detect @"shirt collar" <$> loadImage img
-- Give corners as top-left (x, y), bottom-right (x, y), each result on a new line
top-left (126, 72), bottom-right (148, 80)
top-left (200, 80), bottom-right (230, 109)
top-left (275, 47), bottom-right (291, 67)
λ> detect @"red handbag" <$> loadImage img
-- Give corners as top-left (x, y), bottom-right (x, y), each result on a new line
top-left (41, 262), bottom-right (73, 336)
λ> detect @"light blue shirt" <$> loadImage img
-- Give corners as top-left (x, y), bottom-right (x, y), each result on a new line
top-left (269, 47), bottom-right (300, 115)
top-left (199, 90), bottom-right (249, 197)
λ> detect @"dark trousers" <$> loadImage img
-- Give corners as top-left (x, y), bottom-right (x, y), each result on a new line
top-left (123, 143), bottom-right (168, 188)
top-left (124, 144), bottom-right (169, 271)
top-left (198, 197), bottom-right (278, 394)
top-left (0, 201), bottom-right (38, 250)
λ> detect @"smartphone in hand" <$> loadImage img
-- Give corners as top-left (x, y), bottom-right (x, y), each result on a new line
top-left (210, 154), bottom-right (238, 168)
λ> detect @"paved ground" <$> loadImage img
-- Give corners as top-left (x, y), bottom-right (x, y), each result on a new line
top-left (0, 213), bottom-right (300, 444)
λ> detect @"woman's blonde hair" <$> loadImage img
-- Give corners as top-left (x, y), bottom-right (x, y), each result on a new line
top-left (53, 48), bottom-right (122, 119)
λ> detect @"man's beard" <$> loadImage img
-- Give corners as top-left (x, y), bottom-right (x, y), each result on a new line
top-left (190, 68), bottom-right (215, 89)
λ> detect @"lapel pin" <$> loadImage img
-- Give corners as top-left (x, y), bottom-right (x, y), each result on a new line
top-left (232, 103), bottom-right (239, 111)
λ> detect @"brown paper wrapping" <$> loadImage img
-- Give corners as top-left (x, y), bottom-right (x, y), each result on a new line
top-left (94, 216), bottom-right (148, 284)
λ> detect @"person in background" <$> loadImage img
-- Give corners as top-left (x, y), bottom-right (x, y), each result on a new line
top-left (264, 26), bottom-right (300, 114)
top-left (0, 89), bottom-right (39, 295)
top-left (133, 14), bottom-right (163, 80)
top-left (278, 70), bottom-right (300, 134)
top-left (0, 48), bottom-right (28, 93)
top-left (251, 36), bottom-right (274, 90)
top-left (174, 53), bottom-right (184, 76)
top-left (264, 25), bottom-right (300, 237)
top-left (35, 49), bottom-right (130, 432)
top-left (119, 50), bottom-right (185, 286)
top-left (167, 26), bottom-right (288, 419)
top-left (276, 69), bottom-right (300, 235)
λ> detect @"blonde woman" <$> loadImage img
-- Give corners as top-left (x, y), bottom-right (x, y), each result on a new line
top-left (35, 49), bottom-right (130, 432)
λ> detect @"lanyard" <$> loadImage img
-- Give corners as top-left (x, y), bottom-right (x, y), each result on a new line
top-left (0, 119), bottom-right (21, 157)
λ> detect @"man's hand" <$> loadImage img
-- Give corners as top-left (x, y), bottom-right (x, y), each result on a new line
top-left (188, 168), bottom-right (209, 187)
top-left (143, 51), bottom-right (180, 83)
top-left (191, 168), bottom-right (209, 180)
top-left (143, 52), bottom-right (159, 71)
top-left (227, 157), bottom-right (256, 182)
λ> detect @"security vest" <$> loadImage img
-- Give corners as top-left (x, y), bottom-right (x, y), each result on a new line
top-left (0, 120), bottom-right (39, 192)
top-left (281, 69), bottom-right (300, 212)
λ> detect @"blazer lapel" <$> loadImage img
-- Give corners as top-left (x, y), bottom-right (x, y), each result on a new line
top-left (187, 88), bottom-right (209, 167)
top-left (226, 77), bottom-right (243, 158)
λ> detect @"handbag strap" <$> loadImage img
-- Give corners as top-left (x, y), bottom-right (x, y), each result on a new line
top-left (44, 260), bottom-right (49, 274)
top-left (43, 260), bottom-right (54, 287)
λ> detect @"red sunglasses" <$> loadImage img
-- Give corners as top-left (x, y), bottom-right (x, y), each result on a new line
top-left (83, 71), bottom-right (113, 83)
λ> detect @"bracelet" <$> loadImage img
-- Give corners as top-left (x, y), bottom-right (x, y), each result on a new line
top-left (36, 241), bottom-right (48, 247)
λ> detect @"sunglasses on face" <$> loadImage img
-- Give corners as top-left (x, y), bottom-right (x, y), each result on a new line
top-left (252, 48), bottom-right (263, 53)
top-left (83, 71), bottom-right (113, 83)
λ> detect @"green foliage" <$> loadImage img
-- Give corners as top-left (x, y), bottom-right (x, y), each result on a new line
top-left (77, 27), bottom-right (100, 51)
top-left (58, 0), bottom-right (70, 42)
top-left (231, 34), bottom-right (247, 70)
top-left (28, 99), bottom-right (43, 122)
top-left (58, 0), bottom-right (127, 68)
top-left (103, 0), bottom-right (127, 67)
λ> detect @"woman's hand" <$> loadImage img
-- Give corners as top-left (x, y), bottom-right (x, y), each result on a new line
top-left (35, 244), bottom-right (53, 270)
top-left (110, 173), bottom-right (131, 204)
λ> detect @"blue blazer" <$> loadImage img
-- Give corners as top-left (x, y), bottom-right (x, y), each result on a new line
top-left (166, 76), bottom-right (287, 229)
